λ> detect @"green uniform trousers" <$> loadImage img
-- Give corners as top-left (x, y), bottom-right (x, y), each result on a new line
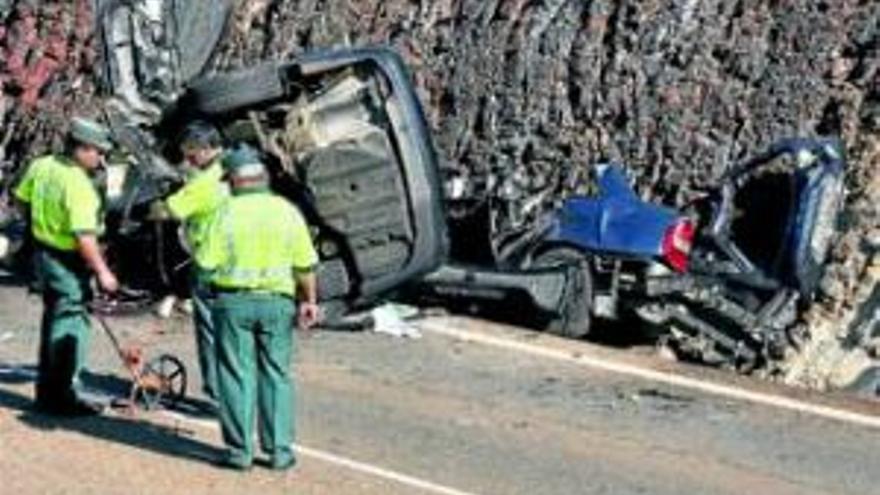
top-left (191, 269), bottom-right (217, 400)
top-left (213, 292), bottom-right (296, 468)
top-left (33, 247), bottom-right (92, 408)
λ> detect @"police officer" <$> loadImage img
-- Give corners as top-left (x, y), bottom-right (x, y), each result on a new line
top-left (199, 146), bottom-right (319, 471)
top-left (150, 121), bottom-right (228, 403)
top-left (15, 117), bottom-right (119, 415)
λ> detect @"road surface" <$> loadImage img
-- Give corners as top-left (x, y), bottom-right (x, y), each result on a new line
top-left (0, 284), bottom-right (878, 494)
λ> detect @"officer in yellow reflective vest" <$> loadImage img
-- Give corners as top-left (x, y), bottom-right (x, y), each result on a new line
top-left (150, 121), bottom-right (228, 403)
top-left (14, 117), bottom-right (119, 415)
top-left (198, 146), bottom-right (319, 471)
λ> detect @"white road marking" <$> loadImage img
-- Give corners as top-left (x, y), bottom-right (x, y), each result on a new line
top-left (160, 410), bottom-right (479, 495)
top-left (419, 320), bottom-right (880, 430)
top-left (295, 445), bottom-right (478, 495)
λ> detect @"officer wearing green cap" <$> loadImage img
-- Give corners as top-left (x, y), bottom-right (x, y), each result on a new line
top-left (198, 145), bottom-right (319, 471)
top-left (149, 121), bottom-right (229, 404)
top-left (14, 116), bottom-right (119, 415)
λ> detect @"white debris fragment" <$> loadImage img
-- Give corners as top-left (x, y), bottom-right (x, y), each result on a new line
top-left (370, 303), bottom-right (422, 339)
top-left (0, 234), bottom-right (9, 260)
top-left (156, 295), bottom-right (177, 319)
top-left (179, 298), bottom-right (194, 315)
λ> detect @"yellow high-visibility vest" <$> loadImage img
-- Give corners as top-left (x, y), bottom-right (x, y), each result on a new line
top-left (15, 155), bottom-right (101, 251)
top-left (166, 159), bottom-right (229, 254)
top-left (200, 191), bottom-right (318, 296)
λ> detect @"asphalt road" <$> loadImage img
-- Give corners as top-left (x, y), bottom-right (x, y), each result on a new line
top-left (1, 284), bottom-right (878, 495)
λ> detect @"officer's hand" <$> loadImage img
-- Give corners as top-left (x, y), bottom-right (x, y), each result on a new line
top-left (147, 200), bottom-right (171, 221)
top-left (298, 302), bottom-right (320, 330)
top-left (98, 270), bottom-right (120, 294)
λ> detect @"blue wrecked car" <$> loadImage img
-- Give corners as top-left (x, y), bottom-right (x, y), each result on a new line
top-left (420, 138), bottom-right (845, 369)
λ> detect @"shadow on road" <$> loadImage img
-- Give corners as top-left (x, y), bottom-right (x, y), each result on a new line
top-left (0, 384), bottom-right (222, 466)
top-left (0, 363), bottom-right (37, 385)
top-left (0, 270), bottom-right (28, 287)
top-left (0, 364), bottom-right (145, 401)
top-left (1, 363), bottom-right (218, 417)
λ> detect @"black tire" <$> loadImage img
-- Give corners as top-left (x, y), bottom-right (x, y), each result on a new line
top-left (532, 247), bottom-right (593, 338)
top-left (187, 63), bottom-right (286, 114)
top-left (172, 1), bottom-right (234, 82)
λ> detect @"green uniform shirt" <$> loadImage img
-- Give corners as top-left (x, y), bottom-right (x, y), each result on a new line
top-left (166, 159), bottom-right (228, 255)
top-left (14, 155), bottom-right (101, 251)
top-left (199, 192), bottom-right (318, 297)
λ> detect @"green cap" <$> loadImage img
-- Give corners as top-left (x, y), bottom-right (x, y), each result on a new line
top-left (222, 145), bottom-right (266, 178)
top-left (70, 117), bottom-right (113, 152)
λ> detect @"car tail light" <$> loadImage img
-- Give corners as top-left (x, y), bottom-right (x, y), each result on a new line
top-left (662, 218), bottom-right (695, 272)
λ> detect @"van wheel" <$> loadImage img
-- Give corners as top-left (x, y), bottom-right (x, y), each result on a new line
top-left (187, 62), bottom-right (285, 114)
top-left (533, 247), bottom-right (593, 338)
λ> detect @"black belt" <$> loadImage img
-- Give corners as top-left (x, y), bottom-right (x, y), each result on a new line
top-left (210, 286), bottom-right (290, 299)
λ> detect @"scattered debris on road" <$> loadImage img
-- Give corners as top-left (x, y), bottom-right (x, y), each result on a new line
top-left (370, 304), bottom-right (422, 339)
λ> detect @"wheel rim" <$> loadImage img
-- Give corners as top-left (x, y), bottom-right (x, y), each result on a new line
top-left (140, 354), bottom-right (187, 409)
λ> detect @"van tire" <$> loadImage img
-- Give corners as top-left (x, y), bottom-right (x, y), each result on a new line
top-left (187, 63), bottom-right (285, 114)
